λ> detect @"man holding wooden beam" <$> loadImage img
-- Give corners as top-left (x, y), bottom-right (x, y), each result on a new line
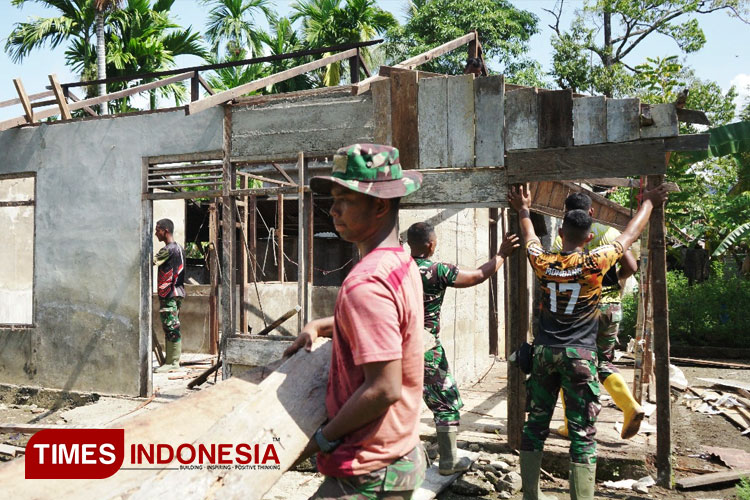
top-left (285, 144), bottom-right (427, 499)
top-left (508, 183), bottom-right (668, 500)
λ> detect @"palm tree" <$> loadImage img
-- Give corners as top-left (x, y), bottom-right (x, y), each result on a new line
top-left (204, 49), bottom-right (268, 93)
top-left (290, 0), bottom-right (396, 86)
top-left (94, 0), bottom-right (124, 114)
top-left (259, 16), bottom-right (314, 94)
top-left (203, 0), bottom-right (272, 58)
top-left (105, 0), bottom-right (207, 110)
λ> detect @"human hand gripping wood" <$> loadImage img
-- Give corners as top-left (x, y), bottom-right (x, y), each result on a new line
top-left (284, 316), bottom-right (334, 357)
top-left (499, 232), bottom-right (520, 258)
top-left (507, 183), bottom-right (532, 213)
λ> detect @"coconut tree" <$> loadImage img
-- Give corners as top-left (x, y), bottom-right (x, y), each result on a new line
top-left (94, 0), bottom-right (124, 113)
top-left (291, 0), bottom-right (396, 86)
top-left (259, 15), bottom-right (314, 94)
top-left (203, 0), bottom-right (272, 58)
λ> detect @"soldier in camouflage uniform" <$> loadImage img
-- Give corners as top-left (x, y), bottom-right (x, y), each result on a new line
top-left (508, 183), bottom-right (668, 500)
top-left (407, 222), bottom-right (519, 475)
top-left (285, 144), bottom-right (427, 500)
top-left (154, 218), bottom-right (185, 373)
top-left (552, 193), bottom-right (644, 440)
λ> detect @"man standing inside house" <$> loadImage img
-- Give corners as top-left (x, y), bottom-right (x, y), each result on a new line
top-left (508, 183), bottom-right (668, 500)
top-left (154, 218), bottom-right (185, 372)
top-left (406, 221), bottom-right (519, 475)
top-left (285, 144), bottom-right (426, 499)
top-left (552, 192), bottom-right (644, 441)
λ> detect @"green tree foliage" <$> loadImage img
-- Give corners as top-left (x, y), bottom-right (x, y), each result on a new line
top-left (291, 0), bottom-right (396, 86)
top-left (202, 0), bottom-right (272, 58)
top-left (547, 0), bottom-right (749, 96)
top-left (385, 0), bottom-right (539, 77)
top-left (259, 15), bottom-right (314, 93)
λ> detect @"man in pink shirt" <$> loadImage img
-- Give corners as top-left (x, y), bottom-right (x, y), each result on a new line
top-left (285, 144), bottom-right (426, 499)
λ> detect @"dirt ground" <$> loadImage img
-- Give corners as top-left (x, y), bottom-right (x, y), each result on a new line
top-left (1, 358), bottom-right (748, 499)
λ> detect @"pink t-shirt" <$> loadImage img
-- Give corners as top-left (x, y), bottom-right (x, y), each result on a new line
top-left (316, 247), bottom-right (425, 477)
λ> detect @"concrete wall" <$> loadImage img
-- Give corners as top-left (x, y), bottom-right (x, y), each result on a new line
top-left (152, 285), bottom-right (213, 354)
top-left (400, 208), bottom-right (500, 385)
top-left (0, 108), bottom-right (223, 396)
top-left (244, 284), bottom-right (338, 336)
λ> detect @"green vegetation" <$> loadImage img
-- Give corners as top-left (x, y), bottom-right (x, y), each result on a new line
top-left (620, 264), bottom-right (750, 348)
top-left (738, 476), bottom-right (750, 500)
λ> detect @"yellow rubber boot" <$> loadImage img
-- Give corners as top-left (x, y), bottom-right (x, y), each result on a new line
top-left (556, 389), bottom-right (569, 438)
top-left (603, 373), bottom-right (645, 439)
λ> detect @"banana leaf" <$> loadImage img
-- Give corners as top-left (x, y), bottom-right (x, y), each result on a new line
top-left (712, 221), bottom-right (750, 257)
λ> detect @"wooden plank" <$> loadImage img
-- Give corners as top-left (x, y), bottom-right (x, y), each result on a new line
top-left (0, 115), bottom-right (29, 132)
top-left (0, 424), bottom-right (86, 434)
top-left (506, 214), bottom-right (531, 449)
top-left (529, 180), bottom-right (631, 230)
top-left (447, 74), bottom-right (475, 168)
top-left (67, 90), bottom-right (97, 116)
top-left (278, 192), bottom-right (285, 282)
top-left (225, 335), bottom-right (294, 366)
top-left (417, 76), bottom-right (448, 168)
top-left (640, 103), bottom-right (678, 138)
top-left (474, 75), bottom-right (504, 167)
top-left (664, 134), bottom-right (710, 152)
top-left (13, 78), bottom-right (34, 123)
top-left (505, 139), bottom-right (666, 183)
top-left (209, 203), bottom-right (219, 352)
top-left (297, 153), bottom-right (310, 325)
top-left (379, 65), bottom-right (445, 80)
top-left (505, 87), bottom-right (538, 150)
top-left (538, 89), bottom-right (573, 148)
top-left (489, 207), bottom-right (499, 355)
top-left (71, 72), bottom-right (192, 112)
top-left (140, 157), bottom-right (154, 397)
top-left (648, 173), bottom-right (672, 487)
top-left (198, 74), bottom-right (215, 95)
top-left (572, 96), bottom-right (606, 145)
top-left (48, 74), bottom-right (72, 120)
top-left (146, 190), bottom-right (222, 200)
top-left (188, 49), bottom-right (357, 115)
top-left (0, 341), bottom-right (332, 500)
top-left (412, 450), bottom-right (479, 500)
top-left (0, 444), bottom-right (24, 457)
top-left (391, 68), bottom-right (420, 170)
top-left (676, 469), bottom-right (750, 489)
top-left (676, 108), bottom-right (710, 125)
top-left (221, 106), bottom-right (236, 378)
top-left (401, 168), bottom-right (507, 208)
top-left (371, 78), bottom-right (392, 145)
top-left (607, 98), bottom-right (640, 142)
top-left (0, 90), bottom-right (53, 109)
top-left (239, 176), bottom-right (248, 335)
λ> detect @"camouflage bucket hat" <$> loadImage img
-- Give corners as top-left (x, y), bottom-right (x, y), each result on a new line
top-left (309, 144), bottom-right (423, 199)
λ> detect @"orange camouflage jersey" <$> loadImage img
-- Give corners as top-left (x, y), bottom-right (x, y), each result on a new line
top-left (526, 239), bottom-right (623, 350)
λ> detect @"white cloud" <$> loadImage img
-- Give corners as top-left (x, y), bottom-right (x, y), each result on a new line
top-left (730, 73), bottom-right (750, 114)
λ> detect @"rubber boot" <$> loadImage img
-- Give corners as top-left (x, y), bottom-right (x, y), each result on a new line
top-left (436, 426), bottom-right (472, 475)
top-left (569, 462), bottom-right (596, 500)
top-left (520, 450), bottom-right (557, 500)
top-left (603, 373), bottom-right (645, 439)
top-left (155, 340), bottom-right (181, 373)
top-left (556, 389), bottom-right (569, 438)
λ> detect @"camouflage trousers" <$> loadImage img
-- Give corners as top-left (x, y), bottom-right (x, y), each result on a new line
top-left (159, 297), bottom-right (182, 342)
top-left (310, 445), bottom-right (426, 500)
top-left (521, 346), bottom-right (601, 465)
top-left (597, 302), bottom-right (622, 382)
top-left (423, 342), bottom-right (463, 426)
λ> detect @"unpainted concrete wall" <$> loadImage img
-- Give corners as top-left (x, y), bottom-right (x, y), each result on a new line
top-left (400, 208), bottom-right (500, 385)
top-left (0, 108), bottom-right (223, 396)
top-left (0, 176), bottom-right (35, 324)
top-left (244, 284), bottom-right (338, 336)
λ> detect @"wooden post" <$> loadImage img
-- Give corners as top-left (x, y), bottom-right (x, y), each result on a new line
top-left (13, 78), bottom-right (34, 123)
top-left (308, 191), bottom-right (314, 284)
top-left (488, 207), bottom-right (499, 355)
top-left (249, 195), bottom-right (257, 282)
top-left (277, 193), bottom-right (285, 282)
top-left (208, 203), bottom-right (219, 355)
top-left (140, 158), bottom-right (154, 397)
top-left (220, 105), bottom-right (236, 378)
top-left (648, 173), bottom-right (673, 487)
top-left (239, 174), bottom-right (248, 335)
top-left (506, 212), bottom-right (530, 449)
top-left (191, 72), bottom-right (200, 102)
top-left (297, 153), bottom-right (312, 327)
top-left (468, 30), bottom-right (479, 60)
top-left (349, 50), bottom-right (361, 84)
top-left (48, 74), bottom-right (72, 120)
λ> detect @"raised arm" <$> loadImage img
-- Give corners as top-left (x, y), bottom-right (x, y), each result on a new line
top-left (615, 185), bottom-right (669, 251)
top-left (453, 232), bottom-right (520, 288)
top-left (507, 184), bottom-right (538, 244)
top-left (617, 250), bottom-right (638, 281)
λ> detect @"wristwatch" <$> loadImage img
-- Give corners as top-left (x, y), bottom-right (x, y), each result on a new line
top-left (314, 426), bottom-right (341, 454)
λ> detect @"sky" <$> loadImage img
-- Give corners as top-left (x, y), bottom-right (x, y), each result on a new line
top-left (0, 0), bottom-right (748, 121)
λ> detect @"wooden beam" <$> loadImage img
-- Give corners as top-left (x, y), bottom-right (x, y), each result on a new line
top-left (390, 68), bottom-right (420, 170)
top-left (400, 167), bottom-right (508, 208)
top-left (358, 52), bottom-right (371, 78)
top-left (190, 72), bottom-right (200, 102)
top-left (48, 74), bottom-right (72, 120)
top-left (239, 175), bottom-right (248, 335)
top-left (297, 153), bottom-right (311, 326)
top-left (66, 90), bottom-right (97, 116)
top-left (209, 204), bottom-right (219, 352)
top-left (378, 65), bottom-right (445, 79)
top-left (349, 52), bottom-right (361, 84)
top-left (0, 89), bottom-right (53, 109)
top-left (188, 49), bottom-right (357, 115)
top-left (640, 103), bottom-right (678, 139)
top-left (198, 74), bottom-right (215, 95)
top-left (271, 162), bottom-right (297, 185)
top-left (220, 106), bottom-right (236, 378)
top-left (488, 208), bottom-right (499, 355)
top-left (145, 190), bottom-right (222, 201)
top-left (140, 157), bottom-right (154, 397)
top-left (505, 139), bottom-right (666, 183)
top-left (277, 192), bottom-right (285, 282)
top-left (352, 32), bottom-right (476, 95)
top-left (648, 173), bottom-right (673, 488)
top-left (664, 134), bottom-right (710, 152)
top-left (676, 107), bottom-right (710, 125)
top-left (676, 470), bottom-right (750, 489)
top-left (0, 115), bottom-right (29, 132)
top-left (13, 78), bottom-right (34, 123)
